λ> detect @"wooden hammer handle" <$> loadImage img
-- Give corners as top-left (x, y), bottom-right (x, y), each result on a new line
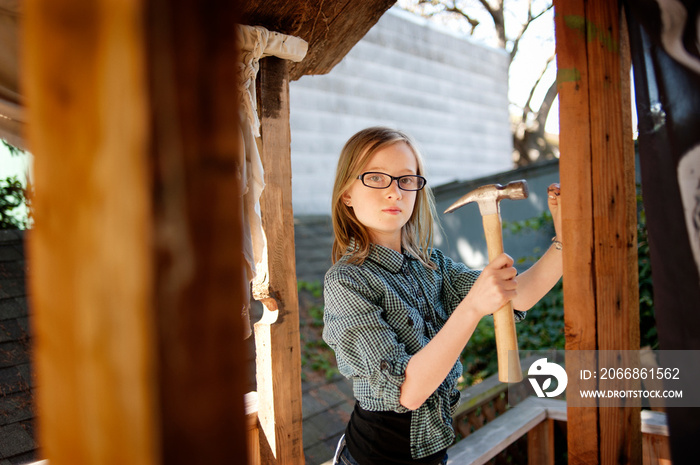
top-left (482, 213), bottom-right (523, 383)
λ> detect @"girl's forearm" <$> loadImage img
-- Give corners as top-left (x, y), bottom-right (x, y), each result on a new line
top-left (512, 243), bottom-right (563, 311)
top-left (399, 304), bottom-right (481, 410)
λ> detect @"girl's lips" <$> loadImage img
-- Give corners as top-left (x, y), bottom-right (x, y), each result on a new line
top-left (382, 207), bottom-right (402, 214)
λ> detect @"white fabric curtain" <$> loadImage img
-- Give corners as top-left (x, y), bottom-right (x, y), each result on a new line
top-left (236, 25), bottom-right (307, 337)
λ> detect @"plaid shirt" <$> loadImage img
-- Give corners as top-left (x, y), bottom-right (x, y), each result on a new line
top-left (323, 244), bottom-right (524, 459)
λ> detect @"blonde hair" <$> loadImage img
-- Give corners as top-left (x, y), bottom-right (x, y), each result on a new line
top-left (331, 127), bottom-right (438, 269)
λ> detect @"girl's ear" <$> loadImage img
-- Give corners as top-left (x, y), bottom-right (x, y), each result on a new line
top-left (342, 192), bottom-right (352, 207)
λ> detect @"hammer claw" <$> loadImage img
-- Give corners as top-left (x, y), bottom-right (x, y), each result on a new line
top-left (443, 195), bottom-right (472, 214)
top-left (443, 180), bottom-right (528, 216)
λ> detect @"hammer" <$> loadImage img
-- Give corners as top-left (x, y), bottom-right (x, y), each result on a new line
top-left (444, 180), bottom-right (528, 383)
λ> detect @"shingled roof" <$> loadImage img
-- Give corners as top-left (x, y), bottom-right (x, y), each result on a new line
top-left (0, 229), bottom-right (36, 464)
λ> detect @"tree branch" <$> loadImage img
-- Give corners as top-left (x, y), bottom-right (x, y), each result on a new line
top-left (510, 2), bottom-right (553, 61)
top-left (522, 54), bottom-right (556, 121)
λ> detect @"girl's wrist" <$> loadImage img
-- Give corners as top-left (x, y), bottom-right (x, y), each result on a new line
top-left (551, 236), bottom-right (563, 250)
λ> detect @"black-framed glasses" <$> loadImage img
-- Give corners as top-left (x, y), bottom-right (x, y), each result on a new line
top-left (357, 172), bottom-right (427, 191)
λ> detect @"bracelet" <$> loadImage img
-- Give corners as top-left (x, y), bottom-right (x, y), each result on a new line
top-left (552, 236), bottom-right (563, 250)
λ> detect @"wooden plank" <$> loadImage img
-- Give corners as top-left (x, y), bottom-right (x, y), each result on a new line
top-left (240, 0), bottom-right (396, 80)
top-left (585, 2), bottom-right (640, 463)
top-left (147, 1), bottom-right (250, 462)
top-left (454, 355), bottom-right (542, 418)
top-left (642, 435), bottom-right (671, 465)
top-left (553, 1), bottom-right (599, 462)
top-left (528, 419), bottom-right (555, 465)
top-left (535, 399), bottom-right (667, 437)
top-left (253, 56), bottom-right (304, 465)
top-left (25, 0), bottom-right (250, 463)
top-left (555, 0), bottom-right (640, 462)
top-left (540, 398), bottom-right (567, 422)
top-left (449, 398), bottom-right (668, 465)
top-left (447, 398), bottom-right (547, 465)
top-left (24, 1), bottom-right (158, 463)
top-left (246, 392), bottom-right (261, 465)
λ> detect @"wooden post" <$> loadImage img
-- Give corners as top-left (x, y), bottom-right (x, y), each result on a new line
top-left (528, 419), bottom-right (555, 465)
top-left (253, 56), bottom-right (304, 464)
top-left (554, 0), bottom-right (641, 463)
top-left (24, 0), bottom-right (249, 463)
top-left (146, 0), bottom-right (249, 463)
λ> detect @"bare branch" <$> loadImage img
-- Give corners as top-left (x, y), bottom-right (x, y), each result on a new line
top-left (522, 54), bottom-right (556, 120)
top-left (475, 0), bottom-right (506, 47)
top-left (444, 6), bottom-right (480, 33)
top-left (535, 80), bottom-right (558, 129)
top-left (510, 2), bottom-right (553, 62)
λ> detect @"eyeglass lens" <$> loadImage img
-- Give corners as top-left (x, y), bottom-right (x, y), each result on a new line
top-left (360, 172), bottom-right (425, 191)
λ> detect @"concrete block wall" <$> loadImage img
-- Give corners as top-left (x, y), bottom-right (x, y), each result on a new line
top-left (289, 6), bottom-right (512, 215)
top-left (293, 160), bottom-right (562, 285)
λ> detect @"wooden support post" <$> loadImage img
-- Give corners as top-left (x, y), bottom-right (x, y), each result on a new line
top-left (528, 419), bottom-right (555, 465)
top-left (147, 1), bottom-right (249, 463)
top-left (24, 0), bottom-right (249, 464)
top-left (253, 56), bottom-right (304, 465)
top-left (554, 0), bottom-right (641, 464)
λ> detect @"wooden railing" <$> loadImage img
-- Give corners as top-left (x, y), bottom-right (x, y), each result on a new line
top-left (448, 368), bottom-right (671, 465)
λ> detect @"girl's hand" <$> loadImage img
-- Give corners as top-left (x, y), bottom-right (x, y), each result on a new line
top-left (460, 253), bottom-right (518, 318)
top-left (547, 183), bottom-right (562, 241)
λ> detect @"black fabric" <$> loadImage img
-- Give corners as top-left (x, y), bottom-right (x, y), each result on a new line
top-left (625, 1), bottom-right (700, 463)
top-left (344, 403), bottom-right (447, 465)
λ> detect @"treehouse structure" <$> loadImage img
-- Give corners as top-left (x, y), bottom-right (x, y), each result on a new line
top-left (1, 0), bottom-right (696, 464)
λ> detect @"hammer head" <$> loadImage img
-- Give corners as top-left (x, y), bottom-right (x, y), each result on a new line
top-left (444, 180), bottom-right (529, 216)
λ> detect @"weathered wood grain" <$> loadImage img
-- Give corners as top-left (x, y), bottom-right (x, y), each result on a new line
top-left (25, 0), bottom-right (250, 463)
top-left (241, 0), bottom-right (396, 80)
top-left (24, 1), bottom-right (157, 463)
top-left (554, 0), bottom-right (640, 463)
top-left (253, 57), bottom-right (304, 465)
top-left (147, 0), bottom-right (250, 463)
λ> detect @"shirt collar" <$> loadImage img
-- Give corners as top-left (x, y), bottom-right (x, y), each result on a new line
top-left (345, 238), bottom-right (417, 273)
top-left (366, 243), bottom-right (416, 274)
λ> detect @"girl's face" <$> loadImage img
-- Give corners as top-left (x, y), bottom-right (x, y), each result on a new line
top-left (342, 141), bottom-right (418, 252)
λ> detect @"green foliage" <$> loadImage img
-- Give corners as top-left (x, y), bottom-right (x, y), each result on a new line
top-left (460, 184), bottom-right (658, 386)
top-left (504, 209), bottom-right (554, 238)
top-left (0, 175), bottom-right (30, 229)
top-left (297, 279), bottom-right (339, 381)
top-left (298, 279), bottom-right (323, 299)
top-left (637, 189), bottom-right (657, 349)
top-left (1, 140), bottom-right (31, 230)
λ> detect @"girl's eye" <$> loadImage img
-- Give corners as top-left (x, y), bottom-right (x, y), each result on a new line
top-left (368, 174), bottom-right (386, 183)
top-left (399, 177), bottom-right (415, 187)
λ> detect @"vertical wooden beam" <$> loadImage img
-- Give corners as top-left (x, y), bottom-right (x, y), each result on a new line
top-left (554, 1), bottom-right (599, 462)
top-left (555, 0), bottom-right (640, 463)
top-left (24, 1), bottom-right (158, 463)
top-left (253, 56), bottom-right (304, 465)
top-left (642, 434), bottom-right (671, 465)
top-left (24, 0), bottom-right (249, 463)
top-left (528, 419), bottom-right (555, 465)
top-left (147, 0), bottom-right (249, 463)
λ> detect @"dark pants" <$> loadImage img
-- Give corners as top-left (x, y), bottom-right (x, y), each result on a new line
top-left (333, 435), bottom-right (448, 465)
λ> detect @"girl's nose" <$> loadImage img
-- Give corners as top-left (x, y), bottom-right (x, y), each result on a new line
top-left (386, 179), bottom-right (403, 199)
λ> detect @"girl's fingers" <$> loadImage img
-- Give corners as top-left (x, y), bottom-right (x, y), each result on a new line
top-left (547, 183), bottom-right (561, 203)
top-left (489, 253), bottom-right (514, 269)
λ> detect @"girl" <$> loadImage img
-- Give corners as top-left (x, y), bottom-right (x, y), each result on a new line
top-left (323, 127), bottom-right (562, 465)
